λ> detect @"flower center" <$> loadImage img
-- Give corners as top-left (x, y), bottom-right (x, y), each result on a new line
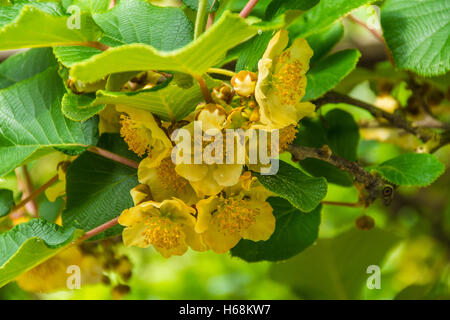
top-left (157, 158), bottom-right (188, 193)
top-left (279, 125), bottom-right (298, 152)
top-left (214, 198), bottom-right (259, 234)
top-left (272, 52), bottom-right (305, 105)
top-left (120, 115), bottom-right (154, 157)
top-left (143, 217), bottom-right (182, 249)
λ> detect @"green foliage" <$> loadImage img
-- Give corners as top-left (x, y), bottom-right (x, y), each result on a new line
top-left (373, 153), bottom-right (445, 187)
top-left (255, 161), bottom-right (327, 212)
top-left (68, 11), bottom-right (289, 82)
top-left (62, 134), bottom-right (139, 240)
top-left (294, 109), bottom-right (360, 185)
top-left (61, 92), bottom-right (105, 121)
top-left (0, 67), bottom-right (98, 177)
top-left (0, 189), bottom-right (14, 218)
top-left (231, 198), bottom-right (321, 262)
top-left (182, 0), bottom-right (219, 12)
top-left (270, 228), bottom-right (399, 299)
top-left (265, 0), bottom-right (319, 19)
top-left (0, 1), bottom-right (101, 50)
top-left (381, 0), bottom-right (450, 76)
top-left (0, 48), bottom-right (56, 89)
top-left (304, 49), bottom-right (361, 101)
top-left (307, 22), bottom-right (344, 65)
top-left (0, 219), bottom-right (83, 288)
top-left (93, 0), bottom-right (193, 49)
top-left (289, 0), bottom-right (377, 38)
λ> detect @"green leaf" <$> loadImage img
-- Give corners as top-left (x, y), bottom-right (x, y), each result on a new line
top-left (61, 92), bottom-right (106, 121)
top-left (373, 153), bottom-right (445, 187)
top-left (0, 67), bottom-right (98, 176)
top-left (53, 46), bottom-right (103, 68)
top-left (0, 189), bottom-right (14, 218)
top-left (307, 22), bottom-right (344, 65)
top-left (92, 76), bottom-right (220, 121)
top-left (0, 218), bottom-right (83, 288)
top-left (304, 49), bottom-right (361, 101)
top-left (0, 2), bottom-right (101, 50)
top-left (69, 11), bottom-right (287, 82)
top-left (289, 0), bottom-right (377, 38)
top-left (265, 0), bottom-right (319, 19)
top-left (0, 48), bottom-right (57, 89)
top-left (381, 0), bottom-right (450, 77)
top-left (93, 0), bottom-right (193, 49)
top-left (293, 110), bottom-right (360, 185)
top-left (231, 197), bottom-right (321, 262)
top-left (270, 228), bottom-right (399, 299)
top-left (182, 0), bottom-right (219, 12)
top-left (235, 31), bottom-right (273, 72)
top-left (255, 161), bottom-right (327, 212)
top-left (62, 133), bottom-right (139, 240)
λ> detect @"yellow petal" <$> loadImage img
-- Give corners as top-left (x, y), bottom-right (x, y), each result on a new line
top-left (241, 201), bottom-right (275, 241)
top-left (213, 164), bottom-right (243, 187)
top-left (203, 223), bottom-right (242, 254)
top-left (262, 29), bottom-right (289, 61)
top-left (195, 196), bottom-right (219, 233)
top-left (122, 223), bottom-right (151, 248)
top-left (175, 163), bottom-right (208, 182)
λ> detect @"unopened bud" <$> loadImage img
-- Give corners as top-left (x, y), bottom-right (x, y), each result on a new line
top-left (231, 71), bottom-right (257, 97)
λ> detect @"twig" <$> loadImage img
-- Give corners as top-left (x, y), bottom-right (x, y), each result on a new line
top-left (67, 42), bottom-right (110, 51)
top-left (15, 166), bottom-right (38, 217)
top-left (10, 174), bottom-right (59, 217)
top-left (321, 201), bottom-right (361, 208)
top-left (240, 0), bottom-right (259, 18)
top-left (314, 91), bottom-right (433, 143)
top-left (287, 144), bottom-right (386, 205)
top-left (87, 146), bottom-right (139, 169)
top-left (195, 76), bottom-right (213, 103)
top-left (206, 0), bottom-right (217, 29)
top-left (78, 217), bottom-right (119, 242)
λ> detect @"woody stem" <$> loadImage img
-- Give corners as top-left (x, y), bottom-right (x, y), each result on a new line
top-left (87, 146), bottom-right (139, 169)
top-left (78, 217), bottom-right (120, 242)
top-left (240, 0), bottom-right (259, 18)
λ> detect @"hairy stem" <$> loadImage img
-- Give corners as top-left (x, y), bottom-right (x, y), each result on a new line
top-left (78, 217), bottom-right (120, 242)
top-left (87, 146), bottom-right (139, 169)
top-left (288, 144), bottom-right (385, 205)
top-left (240, 0), bottom-right (259, 18)
top-left (314, 91), bottom-right (433, 143)
top-left (15, 166), bottom-right (38, 217)
top-left (194, 0), bottom-right (209, 40)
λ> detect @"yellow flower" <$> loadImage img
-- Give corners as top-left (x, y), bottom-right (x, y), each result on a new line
top-left (118, 105), bottom-right (172, 163)
top-left (173, 121), bottom-right (243, 196)
top-left (138, 157), bottom-right (198, 205)
top-left (119, 194), bottom-right (206, 258)
top-left (195, 104), bottom-right (227, 132)
top-left (99, 105), bottom-right (121, 135)
top-left (16, 246), bottom-right (102, 293)
top-left (195, 183), bottom-right (275, 254)
top-left (255, 30), bottom-right (315, 129)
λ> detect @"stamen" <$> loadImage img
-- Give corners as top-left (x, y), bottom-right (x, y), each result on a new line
top-left (120, 115), bottom-right (154, 157)
top-left (272, 52), bottom-right (305, 105)
top-left (142, 217), bottom-right (182, 249)
top-left (156, 158), bottom-right (188, 193)
top-left (214, 197), bottom-right (259, 234)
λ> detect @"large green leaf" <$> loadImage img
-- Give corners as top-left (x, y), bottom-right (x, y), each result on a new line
top-left (307, 22), bottom-right (344, 65)
top-left (381, 0), bottom-right (450, 77)
top-left (0, 1), bottom-right (101, 50)
top-left (93, 0), bottom-right (193, 49)
top-left (0, 219), bottom-right (83, 288)
top-left (265, 0), bottom-right (319, 19)
top-left (293, 110), bottom-right (360, 185)
top-left (182, 0), bottom-right (219, 12)
top-left (62, 134), bottom-right (139, 240)
top-left (231, 197), bottom-right (321, 262)
top-left (0, 48), bottom-right (57, 89)
top-left (289, 0), bottom-right (377, 38)
top-left (0, 67), bottom-right (98, 176)
top-left (304, 49), bottom-right (361, 101)
top-left (69, 11), bottom-right (288, 82)
top-left (255, 161), bottom-right (327, 212)
top-left (270, 228), bottom-right (399, 299)
top-left (0, 189), bottom-right (14, 218)
top-left (373, 153), bottom-right (445, 187)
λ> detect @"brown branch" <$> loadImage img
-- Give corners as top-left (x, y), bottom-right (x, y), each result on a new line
top-left (87, 146), bottom-right (139, 169)
top-left (321, 201), bottom-right (361, 208)
top-left (10, 174), bottom-right (59, 217)
top-left (287, 145), bottom-right (386, 205)
top-left (314, 91), bottom-right (434, 143)
top-left (240, 0), bottom-right (259, 18)
top-left (66, 42), bottom-right (110, 51)
top-left (195, 76), bottom-right (213, 103)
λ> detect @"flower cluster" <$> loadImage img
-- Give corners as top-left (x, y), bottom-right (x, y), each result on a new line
top-left (116, 30), bottom-right (315, 257)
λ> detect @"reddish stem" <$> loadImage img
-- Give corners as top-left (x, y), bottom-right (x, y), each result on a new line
top-left (78, 217), bottom-right (120, 242)
top-left (87, 146), bottom-right (139, 169)
top-left (321, 201), bottom-right (361, 208)
top-left (240, 0), bottom-right (259, 18)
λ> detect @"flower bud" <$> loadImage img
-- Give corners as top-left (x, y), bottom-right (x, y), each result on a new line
top-left (231, 71), bottom-right (257, 97)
